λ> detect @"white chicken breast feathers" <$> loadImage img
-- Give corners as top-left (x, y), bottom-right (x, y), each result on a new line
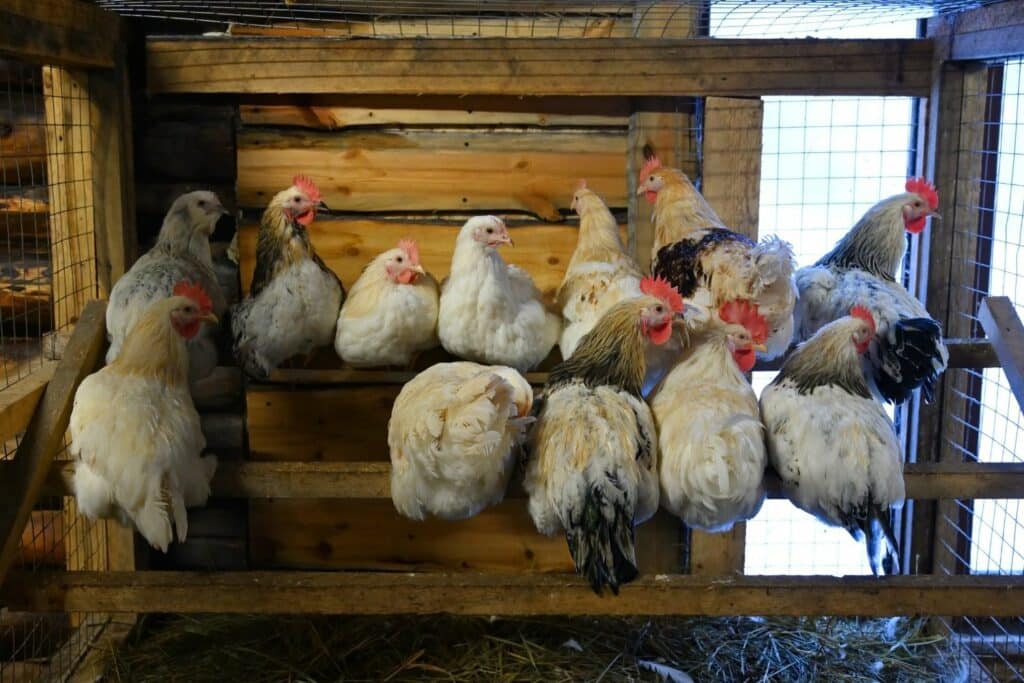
top-left (438, 216), bottom-right (561, 373)
top-left (760, 381), bottom-right (905, 530)
top-left (650, 341), bottom-right (765, 532)
top-left (389, 362), bottom-right (533, 521)
top-left (69, 371), bottom-right (216, 553)
top-left (558, 261), bottom-right (642, 359)
top-left (524, 382), bottom-right (659, 538)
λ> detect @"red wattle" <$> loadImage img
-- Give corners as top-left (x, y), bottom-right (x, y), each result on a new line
top-left (734, 349), bottom-right (756, 373)
top-left (297, 210), bottom-right (316, 226)
top-left (647, 321), bottom-right (672, 346)
top-left (904, 216), bottom-right (926, 234)
top-left (644, 190), bottom-right (658, 205)
top-left (397, 270), bottom-right (418, 285)
top-left (173, 320), bottom-right (201, 340)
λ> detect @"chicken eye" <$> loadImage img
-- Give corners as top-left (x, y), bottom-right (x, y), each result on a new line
top-left (294, 196), bottom-right (301, 203)
top-left (197, 199), bottom-right (206, 207)
top-left (654, 305), bottom-right (664, 314)
top-left (649, 175), bottom-right (656, 181)
top-left (396, 256), bottom-right (403, 263)
top-left (486, 228), bottom-right (494, 234)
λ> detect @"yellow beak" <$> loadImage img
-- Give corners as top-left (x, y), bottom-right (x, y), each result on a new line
top-left (200, 312), bottom-right (219, 324)
top-left (411, 264), bottom-right (426, 275)
top-left (753, 343), bottom-right (768, 353)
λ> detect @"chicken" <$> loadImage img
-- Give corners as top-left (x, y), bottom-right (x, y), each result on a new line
top-left (438, 215), bottom-right (561, 373)
top-left (636, 154), bottom-right (797, 359)
top-left (389, 362), bottom-right (533, 520)
top-left (231, 175), bottom-right (345, 378)
top-left (524, 277), bottom-right (684, 595)
top-left (556, 180), bottom-right (643, 359)
top-left (650, 300), bottom-right (768, 532)
top-left (760, 306), bottom-right (904, 576)
top-left (70, 283), bottom-right (219, 552)
top-left (335, 239), bottom-right (439, 368)
top-left (794, 177), bottom-right (947, 403)
top-left (106, 191), bottom-right (227, 383)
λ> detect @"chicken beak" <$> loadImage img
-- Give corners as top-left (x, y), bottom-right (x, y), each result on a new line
top-left (930, 211), bottom-right (942, 221)
top-left (411, 264), bottom-right (426, 275)
top-left (635, 183), bottom-right (648, 197)
top-left (316, 200), bottom-right (329, 212)
top-left (753, 343), bottom-right (768, 353)
top-left (200, 312), bottom-right (219, 324)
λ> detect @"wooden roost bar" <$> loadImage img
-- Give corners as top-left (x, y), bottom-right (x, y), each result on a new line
top-left (1, 6), bottom-right (1024, 677)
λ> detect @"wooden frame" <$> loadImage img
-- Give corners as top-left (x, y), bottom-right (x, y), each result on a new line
top-left (0, 0), bottom-right (118, 69)
top-left (944, 0), bottom-right (1024, 62)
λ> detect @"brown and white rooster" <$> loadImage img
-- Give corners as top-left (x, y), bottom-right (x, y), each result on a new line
top-left (637, 154), bottom-right (797, 359)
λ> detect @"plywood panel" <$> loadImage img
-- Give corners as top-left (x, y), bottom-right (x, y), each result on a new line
top-left (250, 498), bottom-right (574, 573)
top-left (236, 128), bottom-right (628, 220)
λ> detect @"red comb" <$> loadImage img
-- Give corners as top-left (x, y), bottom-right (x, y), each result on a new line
top-left (719, 299), bottom-right (768, 344)
top-left (850, 305), bottom-right (876, 335)
top-left (292, 175), bottom-right (322, 203)
top-left (398, 238), bottom-right (420, 265)
top-left (173, 281), bottom-right (212, 314)
top-left (639, 155), bottom-right (662, 183)
top-left (905, 177), bottom-right (938, 211)
top-left (640, 276), bottom-right (684, 313)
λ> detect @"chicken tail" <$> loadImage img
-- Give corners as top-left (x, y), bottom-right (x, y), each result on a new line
top-left (751, 235), bottom-right (797, 285)
top-left (864, 504), bottom-right (901, 576)
top-left (565, 481), bottom-right (639, 596)
top-left (872, 316), bottom-right (949, 404)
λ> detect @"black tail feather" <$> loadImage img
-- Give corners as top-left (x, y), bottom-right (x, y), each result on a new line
top-left (873, 317), bottom-right (946, 404)
top-left (565, 486), bottom-right (639, 596)
top-left (865, 504), bottom-right (901, 577)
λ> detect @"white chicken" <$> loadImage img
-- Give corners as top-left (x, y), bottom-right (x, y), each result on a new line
top-left (106, 190), bottom-right (227, 383)
top-left (438, 216), bottom-right (561, 373)
top-left (761, 306), bottom-right (905, 575)
top-left (388, 361), bottom-right (533, 520)
top-left (557, 180), bottom-right (643, 359)
top-left (334, 239), bottom-right (439, 368)
top-left (231, 175), bottom-right (345, 378)
top-left (70, 283), bottom-right (219, 552)
top-left (651, 300), bottom-right (768, 531)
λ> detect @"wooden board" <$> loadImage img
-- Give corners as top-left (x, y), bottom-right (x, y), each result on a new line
top-left (236, 218), bottom-right (626, 303)
top-left (702, 97), bottom-right (764, 239)
top-left (250, 499), bottom-right (573, 573)
top-left (0, 0), bottom-right (118, 69)
top-left (0, 360), bottom-right (56, 445)
top-left (0, 107), bottom-right (46, 185)
top-left (6, 571), bottom-right (1024, 617)
top-left (948, 0), bottom-right (1024, 61)
top-left (146, 37), bottom-right (934, 97)
top-left (237, 128), bottom-right (627, 220)
top-left (239, 95), bottom-right (637, 129)
top-left (0, 188), bottom-right (49, 252)
top-left (978, 296), bottom-right (1024, 412)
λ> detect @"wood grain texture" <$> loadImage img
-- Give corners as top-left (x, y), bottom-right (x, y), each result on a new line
top-left (0, 361), bottom-right (55, 445)
top-left (0, 107), bottom-right (45, 185)
top-left (236, 128), bottom-right (627, 220)
top-left (0, 0), bottom-right (118, 68)
top-left (690, 526), bottom-right (747, 575)
top-left (948, 0), bottom-right (1024, 61)
top-left (147, 37), bottom-right (934, 97)
top-left (702, 97), bottom-right (764, 239)
top-left (978, 296), bottom-right (1024, 413)
top-left (6, 570), bottom-right (1024, 617)
top-left (250, 499), bottom-right (573, 573)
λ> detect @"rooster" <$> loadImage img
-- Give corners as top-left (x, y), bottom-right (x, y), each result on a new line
top-left (556, 180), bottom-right (643, 359)
top-left (70, 283), bottom-right (219, 552)
top-left (388, 362), bottom-right (533, 520)
top-left (650, 300), bottom-right (768, 532)
top-left (231, 175), bottom-right (345, 378)
top-left (761, 306), bottom-right (904, 576)
top-left (335, 239), bottom-right (439, 368)
top-left (636, 154), bottom-right (797, 359)
top-left (438, 216), bottom-right (561, 373)
top-left (524, 277), bottom-right (685, 595)
top-left (106, 191), bottom-right (227, 383)
top-left (794, 177), bottom-right (947, 404)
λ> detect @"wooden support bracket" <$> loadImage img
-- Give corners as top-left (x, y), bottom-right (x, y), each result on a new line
top-left (978, 296), bottom-right (1024, 414)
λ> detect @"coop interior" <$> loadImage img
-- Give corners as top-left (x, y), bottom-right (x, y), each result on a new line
top-left (1, 0), bottom-right (1024, 681)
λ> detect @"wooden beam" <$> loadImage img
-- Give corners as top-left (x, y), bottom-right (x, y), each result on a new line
top-left (146, 37), bottom-right (934, 97)
top-left (0, 0), bottom-right (118, 69)
top-left (948, 0), bottom-right (1024, 61)
top-left (5, 571), bottom-right (1024, 617)
top-left (978, 296), bottom-right (1024, 413)
top-left (0, 361), bottom-right (56, 445)
top-left (0, 300), bottom-right (105, 589)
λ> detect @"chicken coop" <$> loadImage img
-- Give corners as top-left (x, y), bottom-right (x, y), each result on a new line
top-left (1, 0), bottom-right (1024, 679)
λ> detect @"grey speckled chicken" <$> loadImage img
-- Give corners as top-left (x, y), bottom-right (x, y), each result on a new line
top-left (231, 175), bottom-right (345, 378)
top-left (106, 191), bottom-right (228, 383)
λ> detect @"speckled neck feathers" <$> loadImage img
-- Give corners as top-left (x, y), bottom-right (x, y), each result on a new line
top-left (548, 301), bottom-right (647, 396)
top-left (776, 318), bottom-right (871, 399)
top-left (816, 195), bottom-right (910, 281)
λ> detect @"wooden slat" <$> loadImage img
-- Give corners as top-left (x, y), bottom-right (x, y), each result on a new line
top-left (0, 300), bottom-right (105, 589)
top-left (237, 128), bottom-right (627, 220)
top-left (16, 510), bottom-right (64, 567)
top-left (250, 499), bottom-right (573, 572)
top-left (0, 188), bottom-right (50, 253)
top-left (701, 97), bottom-right (764, 238)
top-left (239, 95), bottom-right (636, 129)
top-left (0, 361), bottom-right (56, 445)
top-left (237, 218), bottom-right (626, 303)
top-left (0, 0), bottom-right (117, 69)
top-left (948, 0), bottom-right (1024, 61)
top-left (0, 106), bottom-right (46, 185)
top-left (5, 571), bottom-right (1024, 617)
top-left (978, 296), bottom-right (1024, 413)
top-left (689, 525), bottom-right (746, 575)
top-left (146, 37), bottom-right (934, 97)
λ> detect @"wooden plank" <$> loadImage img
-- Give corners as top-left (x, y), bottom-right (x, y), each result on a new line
top-left (43, 66), bottom-right (97, 330)
top-left (236, 128), bottom-right (627, 220)
top-left (701, 97), bottom-right (764, 238)
top-left (236, 218), bottom-right (627, 303)
top-left (0, 106), bottom-right (46, 185)
top-left (0, 0), bottom-right (117, 69)
top-left (146, 37), bottom-right (935, 97)
top-left (0, 300), bottom-right (106, 589)
top-left (250, 499), bottom-right (573, 573)
top-left (6, 571), bottom-right (1024, 617)
top-left (949, 0), bottom-right (1024, 61)
top-left (0, 188), bottom-right (50, 253)
top-left (978, 296), bottom-right (1024, 413)
top-left (239, 95), bottom-right (637, 129)
top-left (16, 509), bottom-right (64, 567)
top-left (689, 525), bottom-right (746, 575)
top-left (0, 361), bottom-right (56, 445)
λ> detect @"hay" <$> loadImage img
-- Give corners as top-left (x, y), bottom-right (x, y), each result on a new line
top-left (101, 613), bottom-right (960, 682)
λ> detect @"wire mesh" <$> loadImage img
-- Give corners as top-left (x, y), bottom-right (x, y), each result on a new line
top-left (933, 56), bottom-right (1024, 682)
top-left (94, 0), bottom-right (1001, 38)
